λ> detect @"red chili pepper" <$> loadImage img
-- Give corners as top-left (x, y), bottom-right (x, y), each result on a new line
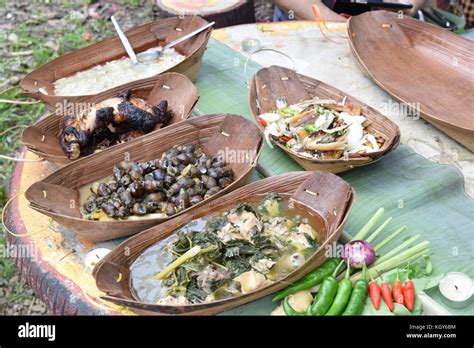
top-left (258, 117), bottom-right (268, 127)
top-left (381, 281), bottom-right (394, 312)
top-left (403, 279), bottom-right (415, 311)
top-left (280, 135), bottom-right (292, 142)
top-left (392, 272), bottom-right (404, 305)
top-left (369, 280), bottom-right (381, 310)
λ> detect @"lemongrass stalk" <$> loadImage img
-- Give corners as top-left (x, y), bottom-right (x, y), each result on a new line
top-left (366, 249), bottom-right (429, 280)
top-left (399, 250), bottom-right (430, 269)
top-left (366, 216), bottom-right (392, 243)
top-left (352, 208), bottom-right (384, 241)
top-left (374, 234), bottom-right (421, 265)
top-left (374, 225), bottom-right (406, 251)
top-left (369, 241), bottom-right (429, 273)
top-left (351, 241), bottom-right (429, 281)
top-left (154, 245), bottom-right (216, 280)
top-left (372, 240), bottom-right (430, 267)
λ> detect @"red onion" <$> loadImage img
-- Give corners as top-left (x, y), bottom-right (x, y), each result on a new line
top-left (341, 240), bottom-right (375, 269)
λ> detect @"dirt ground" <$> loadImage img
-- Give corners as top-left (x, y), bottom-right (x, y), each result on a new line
top-left (0, 0), bottom-right (273, 315)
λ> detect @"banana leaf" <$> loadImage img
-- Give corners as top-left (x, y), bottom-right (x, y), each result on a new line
top-left (194, 39), bottom-right (474, 315)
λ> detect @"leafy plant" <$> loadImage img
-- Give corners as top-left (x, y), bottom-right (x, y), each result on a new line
top-left (159, 196), bottom-right (291, 303)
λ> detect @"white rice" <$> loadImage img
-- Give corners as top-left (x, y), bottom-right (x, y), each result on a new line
top-left (54, 48), bottom-right (185, 96)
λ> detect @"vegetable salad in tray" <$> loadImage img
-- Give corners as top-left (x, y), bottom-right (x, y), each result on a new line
top-left (258, 97), bottom-right (385, 160)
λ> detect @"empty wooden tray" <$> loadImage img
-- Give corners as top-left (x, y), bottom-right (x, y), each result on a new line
top-left (93, 171), bottom-right (354, 315)
top-left (24, 114), bottom-right (263, 242)
top-left (348, 11), bottom-right (474, 151)
top-left (20, 16), bottom-right (211, 106)
top-left (21, 73), bottom-right (199, 165)
top-left (249, 65), bottom-right (400, 173)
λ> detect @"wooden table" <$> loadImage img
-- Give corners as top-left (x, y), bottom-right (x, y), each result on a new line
top-left (156, 0), bottom-right (256, 28)
top-left (6, 21), bottom-right (474, 315)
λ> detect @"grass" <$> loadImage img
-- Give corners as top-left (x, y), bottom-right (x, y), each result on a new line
top-left (0, 6), bottom-right (94, 309)
top-left (0, 0), bottom-right (153, 311)
top-left (0, 236), bottom-right (16, 282)
top-left (0, 3), bottom-right (126, 199)
top-left (0, 16), bottom-right (92, 211)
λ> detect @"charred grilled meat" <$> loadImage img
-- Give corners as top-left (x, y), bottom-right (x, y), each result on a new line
top-left (60, 106), bottom-right (116, 159)
top-left (60, 90), bottom-right (172, 159)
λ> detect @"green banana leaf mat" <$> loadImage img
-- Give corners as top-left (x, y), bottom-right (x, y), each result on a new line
top-left (192, 39), bottom-right (474, 315)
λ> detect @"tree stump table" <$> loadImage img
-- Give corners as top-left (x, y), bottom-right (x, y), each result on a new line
top-left (5, 21), bottom-right (474, 315)
top-left (156, 0), bottom-right (256, 28)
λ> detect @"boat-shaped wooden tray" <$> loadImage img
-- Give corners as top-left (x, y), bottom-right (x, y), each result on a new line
top-left (249, 66), bottom-right (400, 173)
top-left (21, 73), bottom-right (198, 166)
top-left (24, 114), bottom-right (263, 242)
top-left (348, 11), bottom-right (474, 151)
top-left (20, 16), bottom-right (211, 106)
top-left (93, 171), bottom-right (354, 315)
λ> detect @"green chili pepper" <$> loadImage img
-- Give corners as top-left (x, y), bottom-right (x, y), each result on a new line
top-left (309, 260), bottom-right (344, 315)
top-left (326, 259), bottom-right (353, 316)
top-left (342, 264), bottom-right (368, 316)
top-left (273, 258), bottom-right (340, 301)
top-left (304, 124), bottom-right (318, 133)
top-left (282, 296), bottom-right (308, 316)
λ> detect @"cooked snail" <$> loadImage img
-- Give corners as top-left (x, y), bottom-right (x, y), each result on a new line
top-left (81, 145), bottom-right (235, 220)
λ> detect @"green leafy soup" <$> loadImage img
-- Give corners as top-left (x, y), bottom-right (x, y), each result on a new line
top-left (130, 193), bottom-right (321, 305)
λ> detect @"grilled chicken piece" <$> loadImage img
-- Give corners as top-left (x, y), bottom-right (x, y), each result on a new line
top-left (60, 89), bottom-right (172, 159)
top-left (102, 90), bottom-right (170, 132)
top-left (60, 106), bottom-right (115, 160)
top-left (117, 130), bottom-right (146, 143)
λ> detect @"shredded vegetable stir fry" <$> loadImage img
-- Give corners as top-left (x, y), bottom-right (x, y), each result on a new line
top-left (258, 97), bottom-right (385, 160)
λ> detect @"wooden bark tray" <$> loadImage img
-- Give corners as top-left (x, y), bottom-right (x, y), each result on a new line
top-left (20, 15), bottom-right (211, 106)
top-left (24, 114), bottom-right (263, 242)
top-left (21, 73), bottom-right (199, 166)
top-left (249, 65), bottom-right (400, 173)
top-left (347, 11), bottom-right (474, 151)
top-left (93, 171), bottom-right (354, 315)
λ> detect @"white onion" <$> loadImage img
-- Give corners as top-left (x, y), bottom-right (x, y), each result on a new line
top-left (314, 113), bottom-right (334, 131)
top-left (345, 122), bottom-right (364, 150)
top-left (259, 112), bottom-right (281, 123)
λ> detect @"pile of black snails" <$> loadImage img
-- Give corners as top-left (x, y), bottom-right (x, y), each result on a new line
top-left (82, 145), bottom-right (234, 220)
